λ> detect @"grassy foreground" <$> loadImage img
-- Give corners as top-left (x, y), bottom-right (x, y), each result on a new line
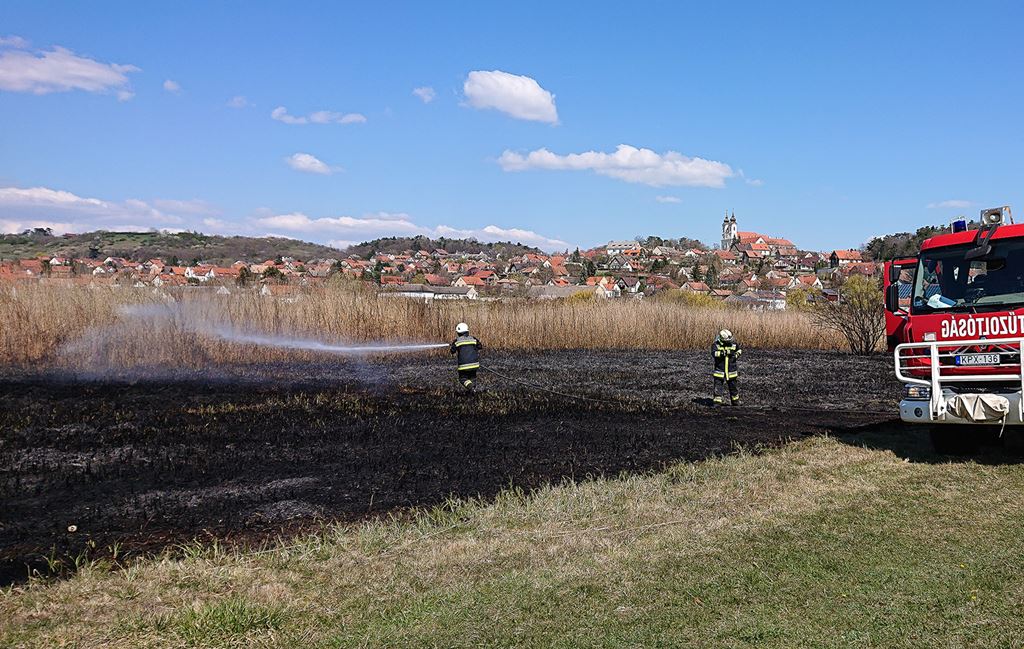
top-left (3, 431), bottom-right (1024, 648)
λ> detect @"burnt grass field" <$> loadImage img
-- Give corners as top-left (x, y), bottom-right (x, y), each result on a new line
top-left (0, 349), bottom-right (899, 585)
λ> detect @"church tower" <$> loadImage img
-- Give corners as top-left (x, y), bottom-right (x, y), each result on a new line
top-left (721, 211), bottom-right (738, 250)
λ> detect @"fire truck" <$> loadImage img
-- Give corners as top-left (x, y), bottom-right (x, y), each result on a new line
top-left (883, 206), bottom-right (1024, 453)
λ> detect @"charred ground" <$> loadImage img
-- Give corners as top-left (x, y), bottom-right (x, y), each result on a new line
top-left (0, 349), bottom-right (898, 584)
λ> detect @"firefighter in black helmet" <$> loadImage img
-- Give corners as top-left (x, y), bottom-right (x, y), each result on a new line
top-left (450, 322), bottom-right (482, 392)
top-left (713, 328), bottom-right (742, 405)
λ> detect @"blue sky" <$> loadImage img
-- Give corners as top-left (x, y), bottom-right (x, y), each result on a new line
top-left (1, 1), bottom-right (1022, 252)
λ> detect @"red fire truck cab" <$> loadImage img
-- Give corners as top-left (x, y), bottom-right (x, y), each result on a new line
top-left (883, 206), bottom-right (1024, 453)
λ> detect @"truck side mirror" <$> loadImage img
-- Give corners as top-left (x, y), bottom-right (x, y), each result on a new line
top-left (885, 283), bottom-right (901, 313)
top-left (888, 262), bottom-right (901, 284)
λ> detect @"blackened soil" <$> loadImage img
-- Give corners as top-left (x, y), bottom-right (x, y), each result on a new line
top-left (0, 349), bottom-right (899, 585)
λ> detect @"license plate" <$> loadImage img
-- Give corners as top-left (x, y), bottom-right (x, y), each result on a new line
top-left (955, 353), bottom-right (1001, 366)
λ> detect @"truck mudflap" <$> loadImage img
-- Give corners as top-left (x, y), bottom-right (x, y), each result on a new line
top-left (895, 337), bottom-right (1024, 424)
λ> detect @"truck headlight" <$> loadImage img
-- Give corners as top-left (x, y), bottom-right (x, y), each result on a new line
top-left (904, 385), bottom-right (931, 399)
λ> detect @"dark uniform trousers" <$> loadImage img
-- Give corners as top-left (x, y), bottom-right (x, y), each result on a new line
top-left (713, 340), bottom-right (741, 404)
top-left (450, 334), bottom-right (482, 390)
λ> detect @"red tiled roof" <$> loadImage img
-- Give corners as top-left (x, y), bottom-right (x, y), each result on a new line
top-left (832, 249), bottom-right (863, 260)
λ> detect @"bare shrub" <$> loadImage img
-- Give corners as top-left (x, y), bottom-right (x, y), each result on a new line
top-left (810, 275), bottom-right (884, 355)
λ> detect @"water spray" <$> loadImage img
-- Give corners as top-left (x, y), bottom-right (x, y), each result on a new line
top-left (209, 328), bottom-right (448, 355)
top-left (116, 303), bottom-right (448, 356)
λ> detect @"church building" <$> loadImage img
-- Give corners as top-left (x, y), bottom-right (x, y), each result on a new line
top-left (720, 212), bottom-right (799, 264)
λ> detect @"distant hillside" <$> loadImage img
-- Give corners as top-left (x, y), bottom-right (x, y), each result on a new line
top-left (863, 225), bottom-right (951, 260)
top-left (0, 230), bottom-right (344, 265)
top-left (344, 235), bottom-right (547, 259)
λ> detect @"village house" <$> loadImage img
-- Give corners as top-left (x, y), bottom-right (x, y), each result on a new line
top-left (788, 274), bottom-right (824, 290)
top-left (527, 285), bottom-right (588, 300)
top-left (385, 284), bottom-right (478, 301)
top-left (830, 249), bottom-right (863, 267)
top-left (725, 290), bottom-right (787, 310)
top-left (454, 274), bottom-right (487, 288)
top-left (607, 255), bottom-right (636, 272)
top-left (713, 249), bottom-right (739, 265)
top-left (616, 276), bottom-right (642, 294)
top-left (605, 240), bottom-right (641, 256)
top-left (681, 281), bottom-right (712, 295)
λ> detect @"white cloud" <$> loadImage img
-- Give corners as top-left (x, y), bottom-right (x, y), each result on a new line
top-left (655, 195), bottom-right (681, 204)
top-left (327, 239), bottom-right (358, 250)
top-left (227, 95), bottom-right (250, 108)
top-left (285, 153), bottom-right (340, 175)
top-left (412, 86), bottom-right (436, 103)
top-left (0, 184), bottom-right (569, 251)
top-left (0, 218), bottom-right (77, 234)
top-left (258, 212), bottom-right (422, 234)
top-left (0, 35), bottom-right (29, 49)
top-left (0, 186), bottom-right (105, 209)
top-left (271, 106), bottom-right (306, 124)
top-left (272, 106), bottom-right (365, 125)
top-left (436, 224), bottom-right (568, 250)
top-left (163, 79), bottom-right (181, 93)
top-left (257, 211), bottom-right (568, 251)
top-left (309, 110), bottom-right (366, 124)
top-left (0, 186), bottom-right (217, 234)
top-left (0, 45), bottom-right (139, 96)
top-left (498, 144), bottom-right (733, 188)
top-left (463, 70), bottom-right (558, 123)
top-left (363, 211), bottom-right (413, 221)
top-left (927, 199), bottom-right (972, 209)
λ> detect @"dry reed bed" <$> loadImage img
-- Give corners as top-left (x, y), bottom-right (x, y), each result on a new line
top-left (0, 282), bottom-right (845, 368)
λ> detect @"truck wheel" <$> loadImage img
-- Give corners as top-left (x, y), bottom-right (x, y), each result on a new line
top-left (929, 426), bottom-right (981, 456)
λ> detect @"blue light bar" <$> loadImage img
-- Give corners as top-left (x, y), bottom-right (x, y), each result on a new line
top-left (952, 218), bottom-right (968, 233)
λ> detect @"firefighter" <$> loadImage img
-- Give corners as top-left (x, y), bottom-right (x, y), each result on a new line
top-left (712, 329), bottom-right (742, 405)
top-left (450, 322), bottom-right (482, 392)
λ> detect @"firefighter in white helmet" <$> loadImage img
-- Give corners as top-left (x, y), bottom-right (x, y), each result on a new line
top-left (450, 322), bottom-right (482, 392)
top-left (712, 329), bottom-right (742, 405)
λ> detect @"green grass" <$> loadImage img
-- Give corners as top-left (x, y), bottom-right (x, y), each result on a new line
top-left (4, 431), bottom-right (1024, 647)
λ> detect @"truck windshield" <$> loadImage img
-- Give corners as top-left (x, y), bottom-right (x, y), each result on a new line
top-left (913, 239), bottom-right (1024, 313)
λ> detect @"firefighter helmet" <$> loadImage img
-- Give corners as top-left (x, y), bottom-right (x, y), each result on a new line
top-left (719, 329), bottom-right (733, 342)
top-left (456, 322), bottom-right (470, 335)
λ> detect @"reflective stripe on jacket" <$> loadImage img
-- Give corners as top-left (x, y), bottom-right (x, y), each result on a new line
top-left (450, 334), bottom-right (482, 370)
top-left (712, 338), bottom-right (741, 379)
